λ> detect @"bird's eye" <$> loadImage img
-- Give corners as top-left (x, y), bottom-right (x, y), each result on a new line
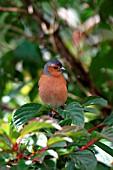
top-left (54, 66), bottom-right (58, 69)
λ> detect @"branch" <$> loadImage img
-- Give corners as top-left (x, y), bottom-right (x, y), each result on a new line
top-left (53, 30), bottom-right (88, 79)
top-left (0, 6), bottom-right (27, 14)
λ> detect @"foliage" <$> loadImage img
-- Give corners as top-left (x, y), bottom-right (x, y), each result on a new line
top-left (0, 0), bottom-right (113, 169)
top-left (0, 97), bottom-right (113, 169)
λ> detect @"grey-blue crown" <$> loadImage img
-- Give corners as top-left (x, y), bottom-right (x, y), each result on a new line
top-left (43, 59), bottom-right (62, 75)
top-left (46, 59), bottom-right (62, 67)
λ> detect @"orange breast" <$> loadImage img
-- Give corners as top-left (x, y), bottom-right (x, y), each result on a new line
top-left (38, 74), bottom-right (67, 108)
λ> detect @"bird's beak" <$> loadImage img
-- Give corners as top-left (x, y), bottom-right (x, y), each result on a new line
top-left (60, 67), bottom-right (66, 72)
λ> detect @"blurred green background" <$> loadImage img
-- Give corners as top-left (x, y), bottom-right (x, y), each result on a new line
top-left (0, 0), bottom-right (113, 168)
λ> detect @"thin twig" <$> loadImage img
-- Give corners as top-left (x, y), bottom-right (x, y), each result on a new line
top-left (0, 6), bottom-right (27, 14)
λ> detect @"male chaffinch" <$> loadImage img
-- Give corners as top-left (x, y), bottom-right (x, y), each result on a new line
top-left (38, 59), bottom-right (67, 109)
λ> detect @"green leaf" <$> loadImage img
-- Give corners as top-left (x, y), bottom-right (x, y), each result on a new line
top-left (17, 160), bottom-right (29, 170)
top-left (100, 0), bottom-right (113, 21)
top-left (95, 141), bottom-right (113, 157)
top-left (38, 104), bottom-right (52, 115)
top-left (83, 107), bottom-right (98, 114)
top-left (103, 113), bottom-right (113, 125)
top-left (14, 40), bottom-right (42, 63)
top-left (9, 124), bottom-right (20, 143)
top-left (13, 103), bottom-right (42, 129)
top-left (90, 48), bottom-right (113, 86)
top-left (0, 152), bottom-right (13, 167)
top-left (48, 136), bottom-right (73, 147)
top-left (95, 162), bottom-right (110, 170)
top-left (37, 158), bottom-right (56, 170)
top-left (58, 126), bottom-right (89, 140)
top-left (0, 134), bottom-right (12, 149)
top-left (101, 126), bottom-right (113, 142)
top-left (70, 150), bottom-right (97, 170)
top-left (50, 142), bottom-right (67, 148)
top-left (58, 102), bottom-right (84, 126)
top-left (21, 116), bottom-right (62, 138)
top-left (82, 96), bottom-right (108, 107)
top-left (42, 2), bottom-right (53, 17)
top-left (49, 126), bottom-right (89, 146)
top-left (0, 122), bottom-right (10, 136)
top-left (66, 161), bottom-right (75, 170)
top-left (60, 118), bottom-right (72, 126)
top-left (94, 141), bottom-right (113, 167)
top-left (91, 131), bottom-right (102, 140)
top-left (0, 154), bottom-right (6, 166)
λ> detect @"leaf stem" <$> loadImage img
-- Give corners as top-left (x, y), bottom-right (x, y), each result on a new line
top-left (88, 123), bottom-right (105, 132)
top-left (73, 138), bottom-right (99, 152)
top-left (51, 110), bottom-right (64, 119)
top-left (51, 110), bottom-right (60, 116)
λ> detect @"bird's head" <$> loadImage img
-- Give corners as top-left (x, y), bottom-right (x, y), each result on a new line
top-left (43, 59), bottom-right (66, 76)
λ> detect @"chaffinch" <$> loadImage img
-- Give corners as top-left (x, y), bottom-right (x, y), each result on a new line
top-left (38, 59), bottom-right (67, 109)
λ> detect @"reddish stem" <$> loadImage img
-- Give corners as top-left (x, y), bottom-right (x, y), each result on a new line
top-left (12, 122), bottom-right (105, 160)
top-left (73, 138), bottom-right (99, 152)
top-left (51, 110), bottom-right (60, 116)
top-left (12, 143), bottom-right (18, 151)
top-left (88, 123), bottom-right (105, 133)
